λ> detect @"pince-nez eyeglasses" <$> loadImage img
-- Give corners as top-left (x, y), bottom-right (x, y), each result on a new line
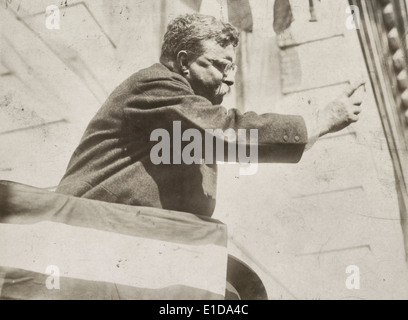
top-left (222, 62), bottom-right (238, 79)
top-left (208, 58), bottom-right (238, 79)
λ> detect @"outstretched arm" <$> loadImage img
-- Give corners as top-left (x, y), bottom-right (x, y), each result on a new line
top-left (303, 79), bottom-right (366, 150)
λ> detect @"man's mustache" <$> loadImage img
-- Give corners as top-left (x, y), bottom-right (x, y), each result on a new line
top-left (217, 83), bottom-right (231, 96)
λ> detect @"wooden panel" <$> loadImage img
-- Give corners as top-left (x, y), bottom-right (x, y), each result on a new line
top-left (0, 63), bottom-right (11, 75)
top-left (279, 0), bottom-right (346, 46)
top-left (2, 9), bottom-right (101, 129)
top-left (215, 165), bottom-right (374, 253)
top-left (0, 121), bottom-right (82, 188)
top-left (229, 221), bottom-right (408, 299)
top-left (281, 37), bottom-right (352, 94)
top-left (0, 75), bottom-right (64, 134)
top-left (289, 135), bottom-right (368, 198)
top-left (290, 246), bottom-right (408, 300)
top-left (282, 188), bottom-right (372, 254)
top-left (22, 3), bottom-right (115, 100)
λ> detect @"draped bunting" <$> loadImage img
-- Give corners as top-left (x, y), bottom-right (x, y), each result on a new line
top-left (180, 0), bottom-right (294, 33)
top-left (0, 181), bottom-right (228, 300)
top-left (273, 0), bottom-right (294, 34)
top-left (227, 0), bottom-right (253, 32)
top-left (180, 0), bottom-right (203, 11)
top-left (181, 0), bottom-right (253, 32)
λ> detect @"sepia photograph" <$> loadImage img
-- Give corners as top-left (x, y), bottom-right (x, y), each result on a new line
top-left (1, 0), bottom-right (408, 303)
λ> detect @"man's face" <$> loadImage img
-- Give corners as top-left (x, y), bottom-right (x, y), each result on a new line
top-left (184, 40), bottom-right (237, 105)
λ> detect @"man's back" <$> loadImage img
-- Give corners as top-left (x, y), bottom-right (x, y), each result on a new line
top-left (57, 63), bottom-right (220, 216)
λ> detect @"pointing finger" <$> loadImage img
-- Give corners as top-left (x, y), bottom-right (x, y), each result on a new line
top-left (344, 79), bottom-right (367, 97)
top-left (353, 105), bottom-right (362, 115)
top-left (350, 114), bottom-right (360, 122)
top-left (351, 96), bottom-right (364, 106)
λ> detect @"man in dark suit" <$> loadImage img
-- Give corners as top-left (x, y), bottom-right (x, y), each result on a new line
top-left (56, 13), bottom-right (364, 218)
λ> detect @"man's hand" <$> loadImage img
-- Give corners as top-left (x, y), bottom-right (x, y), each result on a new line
top-left (317, 80), bottom-right (366, 137)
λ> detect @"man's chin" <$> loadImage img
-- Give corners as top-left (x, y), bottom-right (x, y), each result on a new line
top-left (212, 95), bottom-right (225, 105)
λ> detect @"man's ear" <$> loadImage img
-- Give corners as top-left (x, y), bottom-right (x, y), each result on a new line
top-left (177, 51), bottom-right (189, 75)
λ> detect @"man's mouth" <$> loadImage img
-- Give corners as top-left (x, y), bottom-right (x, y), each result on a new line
top-left (210, 84), bottom-right (231, 105)
top-left (217, 83), bottom-right (231, 97)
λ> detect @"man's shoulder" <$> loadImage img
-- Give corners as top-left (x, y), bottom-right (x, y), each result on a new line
top-left (109, 63), bottom-right (195, 103)
top-left (132, 63), bottom-right (170, 81)
top-left (123, 63), bottom-right (191, 90)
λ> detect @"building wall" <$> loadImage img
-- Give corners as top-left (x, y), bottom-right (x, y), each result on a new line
top-left (0, 0), bottom-right (166, 188)
top-left (1, 0), bottom-right (408, 299)
top-left (214, 0), bottom-right (408, 300)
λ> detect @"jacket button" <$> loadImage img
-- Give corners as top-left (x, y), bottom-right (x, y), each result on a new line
top-left (295, 136), bottom-right (300, 142)
top-left (283, 135), bottom-right (289, 142)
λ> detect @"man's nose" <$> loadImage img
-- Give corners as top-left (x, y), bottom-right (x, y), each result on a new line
top-left (223, 72), bottom-right (235, 87)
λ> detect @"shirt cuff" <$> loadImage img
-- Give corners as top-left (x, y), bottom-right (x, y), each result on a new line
top-left (303, 111), bottom-right (320, 151)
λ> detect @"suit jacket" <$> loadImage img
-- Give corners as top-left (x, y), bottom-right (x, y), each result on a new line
top-left (56, 63), bottom-right (308, 217)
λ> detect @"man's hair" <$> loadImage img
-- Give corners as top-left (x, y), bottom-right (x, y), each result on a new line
top-left (160, 13), bottom-right (240, 63)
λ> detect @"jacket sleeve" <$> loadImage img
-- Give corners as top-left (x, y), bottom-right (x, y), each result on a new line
top-left (120, 72), bottom-right (308, 164)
